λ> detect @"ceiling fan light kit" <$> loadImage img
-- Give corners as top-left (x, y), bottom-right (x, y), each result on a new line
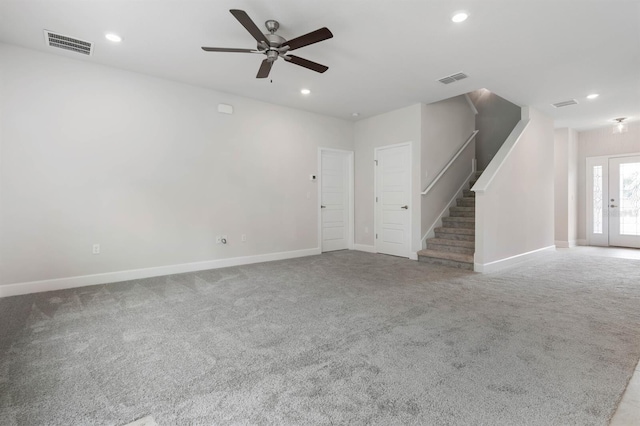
top-left (612, 117), bottom-right (628, 134)
top-left (202, 9), bottom-right (333, 79)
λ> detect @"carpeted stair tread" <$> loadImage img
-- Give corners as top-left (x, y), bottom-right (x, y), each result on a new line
top-left (426, 238), bottom-right (475, 248)
top-left (427, 244), bottom-right (474, 255)
top-left (417, 249), bottom-right (474, 263)
top-left (457, 198), bottom-right (475, 207)
top-left (463, 189), bottom-right (476, 198)
top-left (443, 216), bottom-right (474, 222)
top-left (435, 226), bottom-right (475, 236)
top-left (449, 206), bottom-right (475, 217)
top-left (442, 217), bottom-right (475, 229)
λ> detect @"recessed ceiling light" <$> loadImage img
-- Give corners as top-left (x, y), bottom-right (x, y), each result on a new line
top-left (586, 93), bottom-right (599, 100)
top-left (105, 33), bottom-right (122, 43)
top-left (300, 88), bottom-right (311, 95)
top-left (452, 12), bottom-right (468, 23)
top-left (352, 113), bottom-right (360, 117)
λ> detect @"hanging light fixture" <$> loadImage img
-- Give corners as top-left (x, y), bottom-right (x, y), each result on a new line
top-left (612, 117), bottom-right (628, 134)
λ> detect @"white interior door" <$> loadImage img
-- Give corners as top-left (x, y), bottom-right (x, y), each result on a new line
top-left (609, 155), bottom-right (640, 248)
top-left (375, 143), bottom-right (411, 257)
top-left (587, 154), bottom-right (640, 248)
top-left (320, 150), bottom-right (350, 252)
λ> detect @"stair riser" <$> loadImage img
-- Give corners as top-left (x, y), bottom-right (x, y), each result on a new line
top-left (457, 199), bottom-right (476, 207)
top-left (427, 244), bottom-right (474, 255)
top-left (442, 219), bottom-right (475, 229)
top-left (435, 232), bottom-right (475, 242)
top-left (449, 210), bottom-right (475, 218)
top-left (463, 190), bottom-right (476, 198)
top-left (418, 256), bottom-right (474, 271)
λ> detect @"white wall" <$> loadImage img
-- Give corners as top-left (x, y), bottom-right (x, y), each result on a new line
top-left (576, 122), bottom-right (640, 243)
top-left (474, 107), bottom-right (555, 271)
top-left (354, 104), bottom-right (421, 252)
top-left (0, 44), bottom-right (354, 287)
top-left (420, 96), bottom-right (475, 244)
top-left (568, 128), bottom-right (578, 244)
top-left (554, 127), bottom-right (578, 247)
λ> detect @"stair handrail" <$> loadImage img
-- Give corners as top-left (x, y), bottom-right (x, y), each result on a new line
top-left (421, 130), bottom-right (479, 195)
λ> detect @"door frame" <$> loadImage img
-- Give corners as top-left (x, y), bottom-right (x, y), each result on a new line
top-left (586, 152), bottom-right (640, 247)
top-left (374, 141), bottom-right (413, 257)
top-left (317, 147), bottom-right (354, 252)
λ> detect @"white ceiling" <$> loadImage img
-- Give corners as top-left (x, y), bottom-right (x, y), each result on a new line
top-left (0, 0), bottom-right (638, 131)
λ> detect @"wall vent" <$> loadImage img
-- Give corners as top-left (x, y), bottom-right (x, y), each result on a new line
top-left (551, 99), bottom-right (578, 108)
top-left (437, 72), bottom-right (468, 84)
top-left (44, 30), bottom-right (93, 56)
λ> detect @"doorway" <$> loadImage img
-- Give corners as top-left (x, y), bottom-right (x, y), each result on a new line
top-left (319, 148), bottom-right (353, 252)
top-left (587, 154), bottom-right (640, 248)
top-left (374, 142), bottom-right (412, 258)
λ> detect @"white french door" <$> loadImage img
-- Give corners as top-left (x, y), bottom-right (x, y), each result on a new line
top-left (319, 149), bottom-right (353, 252)
top-left (375, 143), bottom-right (411, 258)
top-left (587, 154), bottom-right (640, 248)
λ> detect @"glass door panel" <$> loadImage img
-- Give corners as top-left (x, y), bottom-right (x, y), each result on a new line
top-left (609, 155), bottom-right (640, 248)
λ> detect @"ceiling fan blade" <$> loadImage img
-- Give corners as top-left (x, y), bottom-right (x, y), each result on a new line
top-left (284, 55), bottom-right (328, 73)
top-left (283, 27), bottom-right (333, 51)
top-left (230, 9), bottom-right (269, 46)
top-left (256, 59), bottom-right (273, 78)
top-left (201, 47), bottom-right (260, 53)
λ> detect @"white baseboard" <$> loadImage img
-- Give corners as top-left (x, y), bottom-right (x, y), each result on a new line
top-left (555, 240), bottom-right (578, 248)
top-left (409, 252), bottom-right (418, 261)
top-left (474, 245), bottom-right (555, 273)
top-left (352, 244), bottom-right (376, 253)
top-left (0, 247), bottom-right (321, 298)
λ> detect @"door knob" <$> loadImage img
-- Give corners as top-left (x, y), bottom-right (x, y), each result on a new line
top-left (321, 205), bottom-right (326, 208)
top-left (610, 204), bottom-right (617, 208)
top-left (401, 205), bottom-right (408, 209)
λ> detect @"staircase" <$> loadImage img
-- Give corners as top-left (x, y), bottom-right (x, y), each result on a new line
top-left (417, 170), bottom-right (482, 270)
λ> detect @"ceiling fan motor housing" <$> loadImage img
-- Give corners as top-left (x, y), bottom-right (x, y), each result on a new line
top-left (260, 33), bottom-right (286, 49)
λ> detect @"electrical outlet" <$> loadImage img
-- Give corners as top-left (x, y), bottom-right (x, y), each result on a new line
top-left (241, 234), bottom-right (247, 242)
top-left (92, 243), bottom-right (100, 254)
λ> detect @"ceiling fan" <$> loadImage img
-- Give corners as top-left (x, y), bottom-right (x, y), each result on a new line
top-left (201, 9), bottom-right (333, 79)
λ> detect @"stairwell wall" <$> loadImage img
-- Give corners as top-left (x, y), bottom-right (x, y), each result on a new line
top-left (473, 107), bottom-right (555, 271)
top-left (467, 89), bottom-right (521, 171)
top-left (420, 96), bottom-right (476, 246)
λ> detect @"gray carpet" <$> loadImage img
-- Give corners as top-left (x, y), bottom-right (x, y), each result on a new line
top-left (1, 250), bottom-right (639, 425)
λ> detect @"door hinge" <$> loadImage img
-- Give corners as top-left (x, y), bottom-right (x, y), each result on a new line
top-left (374, 160), bottom-right (378, 165)
top-left (376, 196), bottom-right (378, 202)
top-left (376, 233), bottom-right (378, 239)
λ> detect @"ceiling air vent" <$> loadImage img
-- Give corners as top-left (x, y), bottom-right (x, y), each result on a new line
top-left (44, 30), bottom-right (93, 56)
top-left (552, 99), bottom-right (578, 108)
top-left (437, 72), bottom-right (468, 84)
